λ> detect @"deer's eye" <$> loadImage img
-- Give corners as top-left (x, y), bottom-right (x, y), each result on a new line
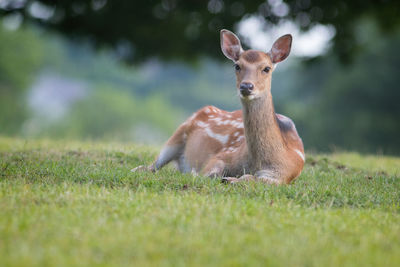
top-left (234, 64), bottom-right (241, 71)
top-left (263, 66), bottom-right (271, 73)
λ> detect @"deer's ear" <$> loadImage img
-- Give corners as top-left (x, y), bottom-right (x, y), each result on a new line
top-left (220, 29), bottom-right (243, 61)
top-left (269, 34), bottom-right (292, 63)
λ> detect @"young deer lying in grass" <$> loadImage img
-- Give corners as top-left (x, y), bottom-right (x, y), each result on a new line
top-left (132, 29), bottom-right (305, 184)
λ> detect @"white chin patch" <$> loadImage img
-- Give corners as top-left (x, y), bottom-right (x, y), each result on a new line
top-left (240, 94), bottom-right (256, 100)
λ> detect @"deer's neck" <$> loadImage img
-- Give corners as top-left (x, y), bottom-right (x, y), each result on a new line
top-left (241, 91), bottom-right (285, 170)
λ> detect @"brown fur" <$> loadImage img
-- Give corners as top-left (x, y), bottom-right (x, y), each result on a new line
top-left (242, 50), bottom-right (263, 63)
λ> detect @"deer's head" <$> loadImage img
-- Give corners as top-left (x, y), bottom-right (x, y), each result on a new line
top-left (220, 29), bottom-right (292, 100)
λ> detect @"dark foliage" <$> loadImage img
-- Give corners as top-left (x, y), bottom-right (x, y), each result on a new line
top-left (1, 0), bottom-right (400, 62)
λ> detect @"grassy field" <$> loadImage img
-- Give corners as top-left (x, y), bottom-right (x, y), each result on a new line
top-left (0, 137), bottom-right (399, 266)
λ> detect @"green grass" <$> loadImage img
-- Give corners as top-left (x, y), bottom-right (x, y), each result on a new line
top-left (0, 137), bottom-right (399, 266)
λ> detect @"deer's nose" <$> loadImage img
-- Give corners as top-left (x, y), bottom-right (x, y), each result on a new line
top-left (240, 82), bottom-right (254, 96)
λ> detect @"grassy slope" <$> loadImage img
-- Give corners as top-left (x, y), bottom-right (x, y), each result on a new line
top-left (0, 137), bottom-right (399, 266)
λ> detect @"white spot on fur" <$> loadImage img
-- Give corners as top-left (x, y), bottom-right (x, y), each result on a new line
top-left (234, 131), bottom-right (240, 137)
top-left (230, 121), bottom-right (244, 128)
top-left (204, 127), bottom-right (229, 145)
top-left (236, 135), bottom-right (244, 142)
top-left (207, 114), bottom-right (243, 127)
top-left (217, 119), bottom-right (239, 127)
top-left (204, 107), bottom-right (211, 113)
top-left (294, 149), bottom-right (305, 162)
top-left (196, 121), bottom-right (209, 128)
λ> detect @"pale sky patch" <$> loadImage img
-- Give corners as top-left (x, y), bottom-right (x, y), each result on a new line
top-left (238, 16), bottom-right (336, 58)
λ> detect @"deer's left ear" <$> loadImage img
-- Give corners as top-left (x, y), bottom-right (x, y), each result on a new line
top-left (220, 29), bottom-right (243, 62)
top-left (269, 34), bottom-right (292, 63)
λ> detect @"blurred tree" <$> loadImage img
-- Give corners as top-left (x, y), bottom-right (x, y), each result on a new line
top-left (0, 25), bottom-right (44, 134)
top-left (1, 16), bottom-right (399, 154)
top-left (1, 0), bottom-right (399, 62)
top-left (37, 87), bottom-right (183, 143)
top-left (274, 20), bottom-right (400, 154)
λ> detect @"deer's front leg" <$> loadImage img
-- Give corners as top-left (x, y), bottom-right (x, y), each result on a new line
top-left (131, 164), bottom-right (155, 173)
top-left (254, 170), bottom-right (283, 184)
top-left (202, 159), bottom-right (226, 178)
top-left (222, 174), bottom-right (255, 184)
top-left (223, 170), bottom-right (282, 185)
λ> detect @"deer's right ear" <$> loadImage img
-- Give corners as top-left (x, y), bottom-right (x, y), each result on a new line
top-left (269, 34), bottom-right (292, 63)
top-left (220, 29), bottom-right (243, 61)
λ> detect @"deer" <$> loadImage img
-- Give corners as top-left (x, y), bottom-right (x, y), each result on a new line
top-left (131, 29), bottom-right (305, 184)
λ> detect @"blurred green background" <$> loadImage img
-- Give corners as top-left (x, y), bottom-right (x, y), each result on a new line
top-left (0, 0), bottom-right (399, 154)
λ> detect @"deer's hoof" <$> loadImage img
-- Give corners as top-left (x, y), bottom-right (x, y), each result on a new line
top-left (221, 177), bottom-right (240, 184)
top-left (131, 165), bottom-right (149, 173)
